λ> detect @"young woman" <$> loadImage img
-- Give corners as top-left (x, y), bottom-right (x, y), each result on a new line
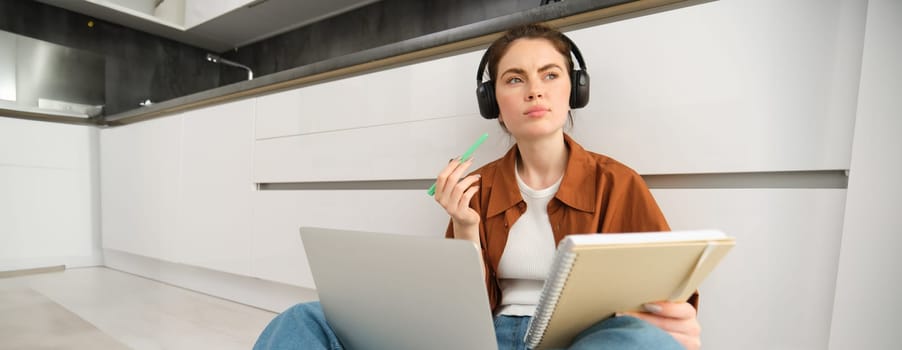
top-left (254, 24), bottom-right (700, 350)
top-left (432, 24), bottom-right (700, 350)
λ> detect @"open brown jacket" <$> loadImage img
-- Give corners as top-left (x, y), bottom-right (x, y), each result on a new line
top-left (445, 134), bottom-right (698, 312)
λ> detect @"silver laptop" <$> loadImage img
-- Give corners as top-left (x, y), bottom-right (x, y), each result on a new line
top-left (300, 227), bottom-right (498, 350)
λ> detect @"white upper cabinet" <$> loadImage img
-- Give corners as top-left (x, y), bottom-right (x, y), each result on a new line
top-left (183, 0), bottom-right (253, 27)
top-left (36, 0), bottom-right (380, 51)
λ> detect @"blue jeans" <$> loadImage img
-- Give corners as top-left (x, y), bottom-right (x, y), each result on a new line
top-left (254, 302), bottom-right (684, 350)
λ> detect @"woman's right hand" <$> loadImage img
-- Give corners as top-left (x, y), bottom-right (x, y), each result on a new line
top-left (434, 158), bottom-right (481, 237)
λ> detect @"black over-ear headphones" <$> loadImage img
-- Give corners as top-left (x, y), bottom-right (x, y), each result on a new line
top-left (475, 34), bottom-right (590, 119)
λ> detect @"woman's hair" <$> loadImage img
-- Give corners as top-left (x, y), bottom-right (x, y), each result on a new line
top-left (483, 23), bottom-right (573, 83)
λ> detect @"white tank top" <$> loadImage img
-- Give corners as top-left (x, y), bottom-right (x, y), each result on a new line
top-left (496, 167), bottom-right (562, 316)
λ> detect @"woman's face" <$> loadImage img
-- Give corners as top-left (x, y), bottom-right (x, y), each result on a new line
top-left (494, 38), bottom-right (571, 141)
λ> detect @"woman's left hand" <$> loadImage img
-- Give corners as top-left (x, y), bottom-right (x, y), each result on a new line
top-left (619, 301), bottom-right (701, 350)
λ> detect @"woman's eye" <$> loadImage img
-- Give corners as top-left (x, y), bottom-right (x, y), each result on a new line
top-left (506, 77), bottom-right (523, 84)
top-left (544, 73), bottom-right (558, 80)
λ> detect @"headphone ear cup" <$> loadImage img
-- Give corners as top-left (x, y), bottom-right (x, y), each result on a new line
top-left (476, 81), bottom-right (499, 119)
top-left (569, 70), bottom-right (590, 109)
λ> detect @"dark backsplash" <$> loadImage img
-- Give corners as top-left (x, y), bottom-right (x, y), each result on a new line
top-left (0, 1), bottom-right (219, 115)
top-left (2, 0), bottom-right (543, 116)
top-left (218, 0), bottom-right (540, 85)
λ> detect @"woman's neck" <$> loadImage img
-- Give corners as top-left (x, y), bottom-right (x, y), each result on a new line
top-left (516, 132), bottom-right (568, 189)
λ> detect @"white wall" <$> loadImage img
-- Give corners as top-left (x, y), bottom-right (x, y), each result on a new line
top-left (0, 117), bottom-right (101, 271)
top-left (95, 0), bottom-right (892, 348)
top-left (829, 0), bottom-right (902, 348)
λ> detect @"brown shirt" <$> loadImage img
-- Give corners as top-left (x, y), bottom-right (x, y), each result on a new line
top-left (445, 134), bottom-right (697, 312)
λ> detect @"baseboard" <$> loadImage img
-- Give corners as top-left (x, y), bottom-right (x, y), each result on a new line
top-left (0, 254), bottom-right (103, 273)
top-left (102, 249), bottom-right (317, 313)
top-left (0, 264), bottom-right (66, 279)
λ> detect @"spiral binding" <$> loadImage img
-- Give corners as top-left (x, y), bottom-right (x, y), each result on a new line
top-left (525, 238), bottom-right (578, 349)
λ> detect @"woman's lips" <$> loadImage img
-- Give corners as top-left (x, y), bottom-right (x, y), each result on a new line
top-left (524, 106), bottom-right (550, 118)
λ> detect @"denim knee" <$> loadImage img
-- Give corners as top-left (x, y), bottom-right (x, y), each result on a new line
top-left (254, 301), bottom-right (343, 350)
top-left (284, 301), bottom-right (326, 322)
top-left (568, 315), bottom-right (683, 350)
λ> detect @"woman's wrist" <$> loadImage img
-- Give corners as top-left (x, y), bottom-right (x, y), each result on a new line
top-left (452, 221), bottom-right (479, 243)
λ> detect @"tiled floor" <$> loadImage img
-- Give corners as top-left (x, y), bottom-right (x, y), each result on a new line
top-left (0, 267), bottom-right (278, 349)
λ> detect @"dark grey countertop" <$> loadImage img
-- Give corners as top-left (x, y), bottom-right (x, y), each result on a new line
top-left (2, 0), bottom-right (706, 127)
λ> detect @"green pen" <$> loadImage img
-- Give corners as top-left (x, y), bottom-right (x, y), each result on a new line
top-left (427, 133), bottom-right (489, 196)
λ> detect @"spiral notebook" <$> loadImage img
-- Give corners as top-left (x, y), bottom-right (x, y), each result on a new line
top-left (524, 230), bottom-right (735, 349)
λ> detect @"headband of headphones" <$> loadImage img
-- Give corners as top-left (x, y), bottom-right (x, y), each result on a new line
top-left (475, 33), bottom-right (590, 119)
